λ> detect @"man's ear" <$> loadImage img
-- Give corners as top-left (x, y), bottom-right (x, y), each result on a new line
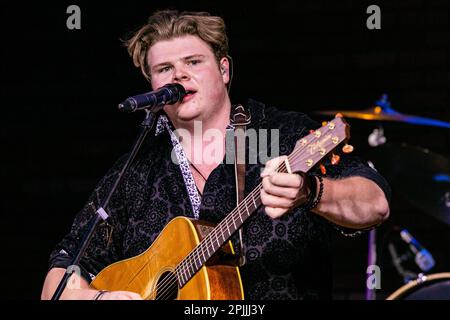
top-left (219, 57), bottom-right (230, 84)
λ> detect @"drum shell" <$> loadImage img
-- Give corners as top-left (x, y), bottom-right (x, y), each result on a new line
top-left (387, 273), bottom-right (450, 300)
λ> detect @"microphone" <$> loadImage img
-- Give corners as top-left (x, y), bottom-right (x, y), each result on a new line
top-left (400, 229), bottom-right (435, 272)
top-left (118, 83), bottom-right (186, 113)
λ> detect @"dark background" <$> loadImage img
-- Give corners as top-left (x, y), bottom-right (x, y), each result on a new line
top-left (1, 0), bottom-right (449, 300)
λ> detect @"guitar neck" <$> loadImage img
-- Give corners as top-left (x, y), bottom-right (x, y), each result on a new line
top-left (176, 161), bottom-right (290, 287)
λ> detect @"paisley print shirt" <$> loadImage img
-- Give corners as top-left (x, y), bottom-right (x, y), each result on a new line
top-left (48, 99), bottom-right (390, 300)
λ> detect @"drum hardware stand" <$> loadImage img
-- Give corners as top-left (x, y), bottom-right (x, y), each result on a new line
top-left (388, 242), bottom-right (418, 284)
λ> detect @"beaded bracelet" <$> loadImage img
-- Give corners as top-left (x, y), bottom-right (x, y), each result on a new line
top-left (299, 174), bottom-right (324, 212)
top-left (93, 290), bottom-right (108, 300)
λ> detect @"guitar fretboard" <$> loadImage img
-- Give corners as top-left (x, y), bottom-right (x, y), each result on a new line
top-left (176, 183), bottom-right (262, 287)
top-left (175, 160), bottom-right (290, 288)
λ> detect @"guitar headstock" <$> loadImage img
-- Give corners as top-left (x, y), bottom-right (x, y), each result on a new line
top-left (288, 115), bottom-right (351, 173)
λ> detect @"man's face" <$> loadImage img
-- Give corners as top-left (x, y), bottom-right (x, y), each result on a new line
top-left (147, 35), bottom-right (229, 124)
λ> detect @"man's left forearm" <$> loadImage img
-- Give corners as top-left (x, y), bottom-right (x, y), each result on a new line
top-left (312, 176), bottom-right (390, 229)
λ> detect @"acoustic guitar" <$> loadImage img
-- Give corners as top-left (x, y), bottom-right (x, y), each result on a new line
top-left (90, 115), bottom-right (350, 300)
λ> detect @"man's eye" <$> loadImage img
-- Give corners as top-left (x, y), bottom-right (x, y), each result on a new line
top-left (158, 66), bottom-right (172, 73)
top-left (188, 59), bottom-right (201, 66)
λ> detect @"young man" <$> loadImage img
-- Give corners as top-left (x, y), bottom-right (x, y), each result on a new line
top-left (41, 10), bottom-right (390, 300)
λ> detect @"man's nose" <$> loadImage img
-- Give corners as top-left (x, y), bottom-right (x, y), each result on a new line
top-left (173, 66), bottom-right (190, 82)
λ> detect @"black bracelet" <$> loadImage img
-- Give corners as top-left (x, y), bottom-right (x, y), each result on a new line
top-left (299, 174), bottom-right (324, 212)
top-left (93, 290), bottom-right (108, 300)
top-left (310, 175), bottom-right (324, 210)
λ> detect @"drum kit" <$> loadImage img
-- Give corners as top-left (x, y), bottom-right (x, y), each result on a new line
top-left (315, 94), bottom-right (450, 300)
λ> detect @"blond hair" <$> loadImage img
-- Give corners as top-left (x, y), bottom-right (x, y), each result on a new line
top-left (124, 10), bottom-right (229, 81)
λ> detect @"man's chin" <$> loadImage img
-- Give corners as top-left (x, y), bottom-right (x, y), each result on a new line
top-left (176, 108), bottom-right (201, 123)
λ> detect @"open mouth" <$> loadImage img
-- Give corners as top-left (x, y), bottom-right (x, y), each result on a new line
top-left (182, 90), bottom-right (197, 102)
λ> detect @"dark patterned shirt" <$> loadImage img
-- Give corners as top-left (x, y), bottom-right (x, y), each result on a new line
top-left (48, 99), bottom-right (390, 300)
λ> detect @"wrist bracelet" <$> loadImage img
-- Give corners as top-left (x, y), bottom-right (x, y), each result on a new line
top-left (299, 174), bottom-right (323, 212)
top-left (93, 290), bottom-right (108, 300)
top-left (309, 175), bottom-right (324, 210)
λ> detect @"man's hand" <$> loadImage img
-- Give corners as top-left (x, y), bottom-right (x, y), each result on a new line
top-left (41, 268), bottom-right (144, 300)
top-left (260, 156), bottom-right (310, 219)
top-left (94, 290), bottom-right (143, 300)
top-left (260, 154), bottom-right (390, 228)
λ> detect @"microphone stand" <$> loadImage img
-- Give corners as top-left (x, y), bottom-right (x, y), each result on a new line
top-left (51, 109), bottom-right (158, 300)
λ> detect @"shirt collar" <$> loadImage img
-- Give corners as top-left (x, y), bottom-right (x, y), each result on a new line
top-left (154, 99), bottom-right (266, 137)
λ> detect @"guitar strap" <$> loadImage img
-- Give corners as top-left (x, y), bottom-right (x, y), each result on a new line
top-left (231, 104), bottom-right (251, 267)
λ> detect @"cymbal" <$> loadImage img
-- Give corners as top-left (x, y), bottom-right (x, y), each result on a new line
top-left (316, 107), bottom-right (450, 128)
top-left (369, 143), bottom-right (450, 226)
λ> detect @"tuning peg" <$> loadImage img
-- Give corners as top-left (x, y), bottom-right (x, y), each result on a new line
top-left (342, 144), bottom-right (354, 154)
top-left (320, 164), bottom-right (327, 175)
top-left (322, 121), bottom-right (327, 126)
top-left (331, 153), bottom-right (340, 165)
top-left (309, 129), bottom-right (315, 134)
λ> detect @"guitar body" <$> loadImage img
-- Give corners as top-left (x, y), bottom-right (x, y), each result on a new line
top-left (90, 216), bottom-right (244, 300)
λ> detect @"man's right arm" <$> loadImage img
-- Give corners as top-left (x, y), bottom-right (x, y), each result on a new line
top-left (41, 268), bottom-right (143, 300)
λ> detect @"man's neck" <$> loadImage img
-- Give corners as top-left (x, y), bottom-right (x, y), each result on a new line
top-left (168, 100), bottom-right (232, 167)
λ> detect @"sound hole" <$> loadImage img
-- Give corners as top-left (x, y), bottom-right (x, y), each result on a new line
top-left (155, 271), bottom-right (178, 300)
